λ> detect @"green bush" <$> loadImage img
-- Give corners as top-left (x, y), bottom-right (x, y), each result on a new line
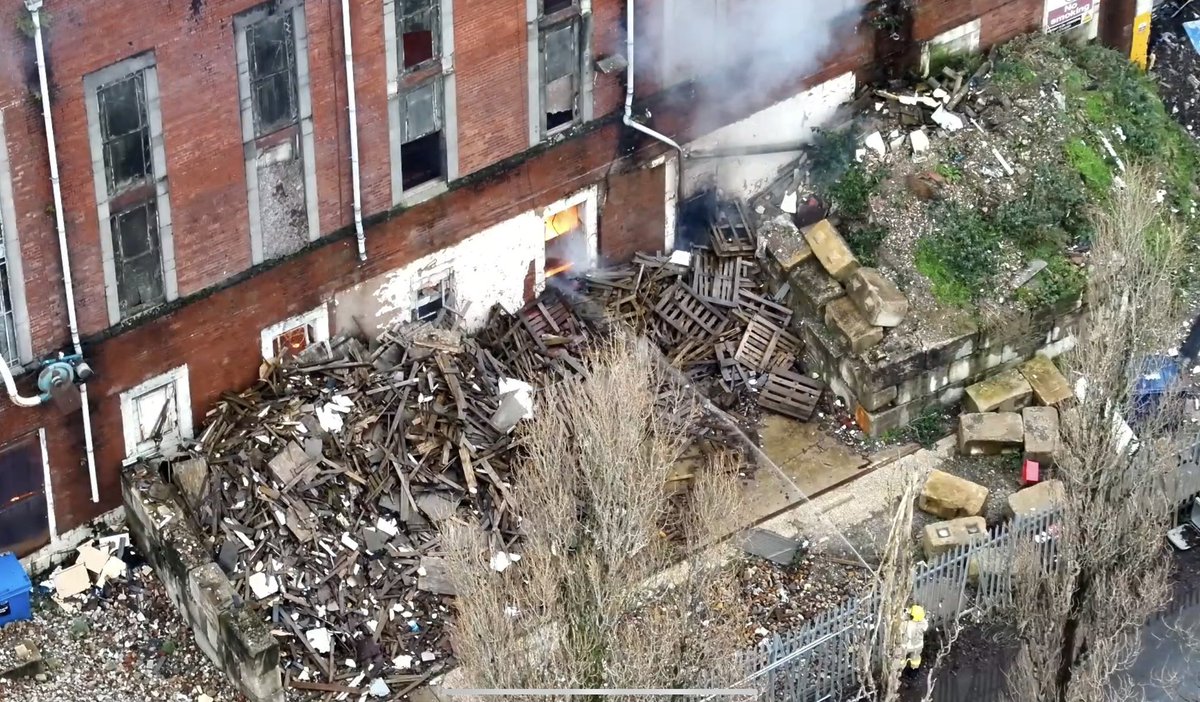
top-left (828, 163), bottom-right (882, 221)
top-left (807, 128), bottom-right (859, 188)
top-left (845, 224), bottom-right (888, 267)
top-left (915, 203), bottom-right (1002, 306)
top-left (1015, 255), bottom-right (1086, 311)
top-left (1065, 139), bottom-right (1112, 195)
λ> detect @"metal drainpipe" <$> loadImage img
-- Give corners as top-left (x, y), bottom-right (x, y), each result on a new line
top-left (340, 0), bottom-right (367, 262)
top-left (26, 0), bottom-right (101, 503)
top-left (623, 0), bottom-right (686, 213)
top-left (0, 359), bottom-right (42, 407)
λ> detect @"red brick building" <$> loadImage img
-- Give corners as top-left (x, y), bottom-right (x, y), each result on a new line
top-left (0, 0), bottom-right (1057, 560)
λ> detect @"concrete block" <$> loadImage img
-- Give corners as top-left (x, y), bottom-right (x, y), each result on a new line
top-left (855, 396), bottom-right (932, 437)
top-left (1022, 406), bottom-right (1059, 465)
top-left (761, 215), bottom-right (813, 274)
top-left (896, 375), bottom-right (925, 405)
top-left (1007, 479), bottom-right (1065, 517)
top-left (922, 516), bottom-right (988, 559)
top-left (1018, 354), bottom-right (1073, 406)
top-left (857, 383), bottom-right (898, 412)
top-left (958, 412), bottom-right (1024, 455)
top-left (787, 258), bottom-right (845, 320)
top-left (825, 297), bottom-right (883, 354)
top-left (964, 368), bottom-right (1033, 413)
top-left (948, 358), bottom-right (971, 384)
top-left (939, 385), bottom-right (965, 407)
top-left (846, 267), bottom-right (909, 327)
top-left (918, 469), bottom-right (989, 519)
top-left (737, 528), bottom-right (802, 565)
top-left (803, 219), bottom-right (860, 282)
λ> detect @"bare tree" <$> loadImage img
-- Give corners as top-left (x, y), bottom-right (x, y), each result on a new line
top-left (1006, 168), bottom-right (1189, 702)
top-left (443, 335), bottom-right (750, 702)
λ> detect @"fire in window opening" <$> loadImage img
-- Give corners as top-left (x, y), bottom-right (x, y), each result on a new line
top-left (544, 203), bottom-right (589, 279)
top-left (541, 18), bottom-right (581, 133)
top-left (413, 280), bottom-right (448, 322)
top-left (400, 78), bottom-right (445, 190)
top-left (273, 323), bottom-right (314, 358)
top-left (399, 0), bottom-right (439, 70)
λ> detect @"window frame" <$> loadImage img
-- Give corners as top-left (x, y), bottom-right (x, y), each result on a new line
top-left (84, 53), bottom-right (177, 327)
top-left (259, 304), bottom-right (331, 361)
top-left (119, 365), bottom-right (192, 462)
top-left (385, 0), bottom-right (459, 206)
top-left (526, 0), bottom-right (593, 145)
top-left (397, 0), bottom-right (441, 74)
top-left (245, 10), bottom-right (301, 138)
top-left (0, 109), bottom-right (29, 369)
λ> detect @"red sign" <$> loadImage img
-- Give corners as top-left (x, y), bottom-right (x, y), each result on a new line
top-left (1046, 0), bottom-right (1097, 32)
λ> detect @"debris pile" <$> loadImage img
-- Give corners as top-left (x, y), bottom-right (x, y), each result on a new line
top-left (187, 291), bottom-right (747, 693)
top-left (0, 540), bottom-right (238, 701)
top-left (582, 201), bottom-right (825, 424)
top-left (1152, 0), bottom-right (1200, 137)
top-left (734, 550), bottom-right (872, 644)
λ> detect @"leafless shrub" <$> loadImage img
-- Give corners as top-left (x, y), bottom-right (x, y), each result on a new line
top-left (1005, 168), bottom-right (1189, 702)
top-left (444, 334), bottom-right (749, 702)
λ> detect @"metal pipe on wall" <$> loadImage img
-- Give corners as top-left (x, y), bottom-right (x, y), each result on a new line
top-left (26, 0), bottom-right (101, 504)
top-left (340, 0), bottom-right (367, 262)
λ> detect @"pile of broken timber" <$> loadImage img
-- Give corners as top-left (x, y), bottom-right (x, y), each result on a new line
top-left (187, 290), bottom-right (742, 694)
top-left (583, 201), bottom-right (825, 423)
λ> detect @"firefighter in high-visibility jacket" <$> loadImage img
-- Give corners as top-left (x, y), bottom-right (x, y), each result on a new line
top-left (902, 605), bottom-right (929, 669)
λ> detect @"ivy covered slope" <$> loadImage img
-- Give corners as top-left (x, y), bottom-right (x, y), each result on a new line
top-left (816, 35), bottom-right (1200, 352)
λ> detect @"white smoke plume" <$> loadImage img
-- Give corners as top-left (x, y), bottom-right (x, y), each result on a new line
top-left (638, 0), bottom-right (866, 132)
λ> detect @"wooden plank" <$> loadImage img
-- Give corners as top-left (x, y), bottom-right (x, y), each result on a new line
top-left (758, 369), bottom-right (824, 421)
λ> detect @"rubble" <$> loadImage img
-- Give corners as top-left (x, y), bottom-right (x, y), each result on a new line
top-left (825, 297), bottom-right (884, 354)
top-left (1018, 354), bottom-right (1073, 407)
top-left (845, 267), bottom-right (908, 328)
top-left (733, 551), bottom-right (871, 644)
top-left (964, 369), bottom-right (1033, 413)
top-left (918, 469), bottom-right (989, 520)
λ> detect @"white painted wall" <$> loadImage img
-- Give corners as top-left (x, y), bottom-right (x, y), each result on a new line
top-left (682, 72), bottom-right (856, 199)
top-left (334, 186), bottom-right (599, 336)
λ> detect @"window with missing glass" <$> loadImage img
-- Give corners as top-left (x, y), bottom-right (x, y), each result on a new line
top-left (247, 11), bottom-right (299, 137)
top-left (0, 223), bottom-right (15, 367)
top-left (540, 19), bottom-right (581, 133)
top-left (98, 72), bottom-right (152, 193)
top-left (400, 78), bottom-right (445, 190)
top-left (398, 0), bottom-right (439, 71)
top-left (111, 201), bottom-right (165, 316)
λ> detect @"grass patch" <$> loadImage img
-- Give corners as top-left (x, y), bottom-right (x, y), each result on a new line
top-left (807, 127), bottom-right (859, 188)
top-left (992, 57), bottom-right (1038, 88)
top-left (1064, 139), bottom-right (1112, 195)
top-left (1015, 255), bottom-right (1086, 311)
top-left (935, 162), bottom-right (963, 183)
top-left (915, 203), bottom-right (1002, 306)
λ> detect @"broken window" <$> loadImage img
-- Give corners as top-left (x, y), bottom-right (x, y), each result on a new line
top-left (0, 223), bottom-right (15, 366)
top-left (544, 202), bottom-right (588, 279)
top-left (400, 78), bottom-right (445, 190)
top-left (413, 279), bottom-right (448, 322)
top-left (272, 323), bottom-right (314, 358)
top-left (120, 366), bottom-right (192, 460)
top-left (398, 0), bottom-right (438, 71)
top-left (98, 72), bottom-right (152, 192)
top-left (541, 19), bottom-right (581, 133)
top-left (541, 0), bottom-right (576, 15)
top-left (111, 201), bottom-right (166, 316)
top-left (247, 12), bottom-right (299, 137)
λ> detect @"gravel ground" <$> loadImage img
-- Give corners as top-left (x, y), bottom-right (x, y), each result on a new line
top-left (733, 552), bottom-right (873, 645)
top-left (1152, 1), bottom-right (1200, 139)
top-left (0, 566), bottom-right (243, 702)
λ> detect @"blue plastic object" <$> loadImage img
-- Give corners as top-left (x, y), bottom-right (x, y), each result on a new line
top-left (0, 552), bottom-right (32, 627)
top-left (1131, 355), bottom-right (1182, 427)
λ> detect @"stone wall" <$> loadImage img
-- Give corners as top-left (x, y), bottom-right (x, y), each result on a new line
top-left (120, 463), bottom-right (282, 702)
top-left (800, 305), bottom-right (1083, 437)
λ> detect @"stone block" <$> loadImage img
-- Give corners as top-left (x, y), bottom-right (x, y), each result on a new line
top-left (1007, 479), bottom-right (1065, 518)
top-left (825, 297), bottom-right (883, 354)
top-left (922, 516), bottom-right (988, 559)
top-left (803, 219), bottom-right (860, 282)
top-left (857, 384), bottom-right (898, 412)
top-left (862, 344), bottom-right (929, 389)
top-left (1022, 406), bottom-right (1059, 465)
top-left (1018, 354), bottom-right (1073, 406)
top-left (737, 528), bottom-right (802, 565)
top-left (855, 396), bottom-right (930, 437)
top-left (958, 412), bottom-right (1024, 455)
top-left (788, 258), bottom-right (845, 320)
top-left (846, 267), bottom-right (909, 327)
top-left (896, 375), bottom-right (926, 405)
top-left (761, 215), bottom-right (813, 275)
top-left (918, 469), bottom-right (989, 519)
top-left (964, 368), bottom-right (1033, 413)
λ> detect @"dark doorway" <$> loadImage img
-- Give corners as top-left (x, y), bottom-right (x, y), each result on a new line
top-left (0, 433), bottom-right (48, 557)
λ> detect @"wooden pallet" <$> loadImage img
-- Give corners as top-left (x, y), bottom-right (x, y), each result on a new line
top-left (734, 314), bottom-right (802, 372)
top-left (738, 289), bottom-right (793, 329)
top-left (709, 201), bottom-right (757, 257)
top-left (652, 282), bottom-right (727, 343)
top-left (690, 251), bottom-right (744, 307)
top-left (758, 369), bottom-right (824, 421)
top-left (716, 340), bottom-right (751, 392)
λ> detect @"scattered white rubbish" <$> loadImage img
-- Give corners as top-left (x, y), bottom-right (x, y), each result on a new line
top-left (910, 130), bottom-right (930, 155)
top-left (780, 191), bottom-right (798, 215)
top-left (864, 131), bottom-right (887, 157)
top-left (306, 627), bottom-right (332, 654)
top-left (490, 552), bottom-right (522, 572)
top-left (931, 106), bottom-right (965, 132)
top-left (248, 572), bottom-right (279, 600)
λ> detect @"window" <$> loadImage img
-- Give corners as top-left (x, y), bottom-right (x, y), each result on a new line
top-left (388, 0), bottom-right (456, 199)
top-left (120, 366), bottom-right (192, 460)
top-left (398, 0), bottom-right (438, 71)
top-left (413, 279), bottom-right (448, 322)
top-left (260, 305), bottom-right (330, 360)
top-left (85, 54), bottom-right (177, 325)
top-left (544, 203), bottom-right (587, 279)
top-left (0, 223), bottom-right (16, 366)
top-left (529, 0), bottom-right (590, 141)
top-left (98, 73), bottom-right (151, 192)
top-left (399, 79), bottom-right (444, 190)
top-left (247, 12), bottom-right (299, 137)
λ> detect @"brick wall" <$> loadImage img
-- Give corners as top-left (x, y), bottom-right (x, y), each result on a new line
top-left (914, 0), bottom-right (1043, 43)
top-left (0, 0), bottom-right (1048, 548)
